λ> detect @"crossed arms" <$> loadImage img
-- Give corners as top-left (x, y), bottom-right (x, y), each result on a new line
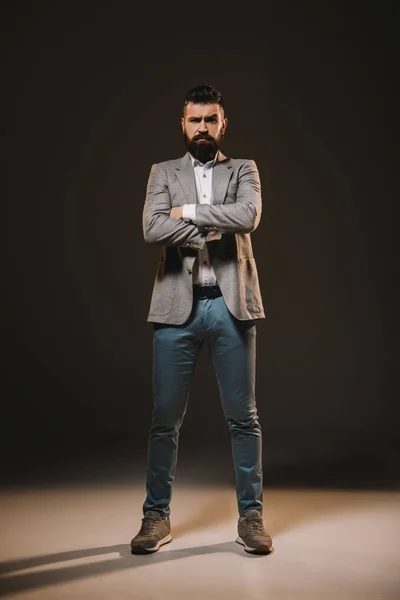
top-left (142, 159), bottom-right (262, 248)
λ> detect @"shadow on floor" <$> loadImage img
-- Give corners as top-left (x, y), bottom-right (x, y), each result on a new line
top-left (0, 540), bottom-right (268, 596)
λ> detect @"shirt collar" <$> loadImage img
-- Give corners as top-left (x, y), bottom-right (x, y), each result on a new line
top-left (189, 150), bottom-right (220, 169)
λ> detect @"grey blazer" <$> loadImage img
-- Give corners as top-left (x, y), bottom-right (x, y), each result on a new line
top-left (142, 151), bottom-right (265, 324)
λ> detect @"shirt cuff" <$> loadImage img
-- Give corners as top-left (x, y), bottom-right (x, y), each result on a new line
top-left (182, 204), bottom-right (197, 223)
top-left (205, 231), bottom-right (222, 241)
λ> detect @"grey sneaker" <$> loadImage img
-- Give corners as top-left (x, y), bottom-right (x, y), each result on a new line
top-left (236, 509), bottom-right (272, 554)
top-left (130, 511), bottom-right (172, 554)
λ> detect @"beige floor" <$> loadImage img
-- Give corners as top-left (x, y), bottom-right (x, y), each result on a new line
top-left (0, 477), bottom-right (399, 600)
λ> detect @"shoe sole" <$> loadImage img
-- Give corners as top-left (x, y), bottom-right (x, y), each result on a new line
top-left (236, 536), bottom-right (272, 554)
top-left (131, 533), bottom-right (172, 555)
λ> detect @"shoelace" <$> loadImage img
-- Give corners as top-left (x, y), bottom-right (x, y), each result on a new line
top-left (139, 516), bottom-right (159, 535)
top-left (246, 519), bottom-right (265, 534)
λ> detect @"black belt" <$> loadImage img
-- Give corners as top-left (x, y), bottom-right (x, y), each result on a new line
top-left (193, 284), bottom-right (222, 300)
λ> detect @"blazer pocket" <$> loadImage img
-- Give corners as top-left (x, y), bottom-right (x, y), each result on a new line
top-left (237, 258), bottom-right (263, 312)
top-left (148, 267), bottom-right (177, 316)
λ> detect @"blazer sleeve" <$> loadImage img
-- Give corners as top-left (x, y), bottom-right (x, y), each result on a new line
top-left (143, 163), bottom-right (207, 249)
top-left (195, 160), bottom-right (262, 234)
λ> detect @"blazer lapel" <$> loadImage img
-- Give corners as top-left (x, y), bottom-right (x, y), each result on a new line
top-left (175, 153), bottom-right (198, 203)
top-left (175, 152), bottom-right (233, 205)
top-left (212, 153), bottom-right (233, 205)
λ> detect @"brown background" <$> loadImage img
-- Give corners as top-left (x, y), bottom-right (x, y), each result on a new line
top-left (1, 1), bottom-right (397, 488)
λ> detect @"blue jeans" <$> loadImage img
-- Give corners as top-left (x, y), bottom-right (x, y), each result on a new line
top-left (143, 295), bottom-right (263, 517)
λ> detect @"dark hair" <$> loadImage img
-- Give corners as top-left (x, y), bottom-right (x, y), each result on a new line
top-left (183, 84), bottom-right (225, 115)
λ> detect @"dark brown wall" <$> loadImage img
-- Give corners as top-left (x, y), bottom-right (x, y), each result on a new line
top-left (2, 2), bottom-right (397, 486)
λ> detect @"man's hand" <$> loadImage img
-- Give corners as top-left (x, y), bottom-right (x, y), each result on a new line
top-left (170, 206), bottom-right (184, 220)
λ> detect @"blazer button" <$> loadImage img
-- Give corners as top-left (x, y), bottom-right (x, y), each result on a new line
top-left (187, 267), bottom-right (193, 274)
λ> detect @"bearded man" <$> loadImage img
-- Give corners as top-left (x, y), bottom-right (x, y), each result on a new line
top-left (130, 84), bottom-right (272, 556)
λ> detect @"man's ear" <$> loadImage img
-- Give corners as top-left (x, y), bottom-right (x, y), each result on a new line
top-left (181, 117), bottom-right (185, 134)
top-left (222, 117), bottom-right (228, 133)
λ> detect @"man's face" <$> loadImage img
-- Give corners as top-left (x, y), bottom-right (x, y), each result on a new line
top-left (181, 102), bottom-right (227, 162)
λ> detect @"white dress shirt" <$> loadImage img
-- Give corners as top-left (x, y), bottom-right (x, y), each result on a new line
top-left (181, 153), bottom-right (222, 285)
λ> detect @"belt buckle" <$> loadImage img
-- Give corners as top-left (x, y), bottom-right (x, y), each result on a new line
top-left (194, 285), bottom-right (220, 299)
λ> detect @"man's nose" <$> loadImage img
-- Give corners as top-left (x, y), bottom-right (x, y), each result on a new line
top-left (198, 119), bottom-right (208, 132)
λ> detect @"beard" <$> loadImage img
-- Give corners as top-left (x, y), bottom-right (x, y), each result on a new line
top-left (183, 131), bottom-right (224, 163)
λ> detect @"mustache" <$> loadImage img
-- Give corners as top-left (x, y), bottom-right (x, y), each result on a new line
top-left (192, 134), bottom-right (215, 142)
